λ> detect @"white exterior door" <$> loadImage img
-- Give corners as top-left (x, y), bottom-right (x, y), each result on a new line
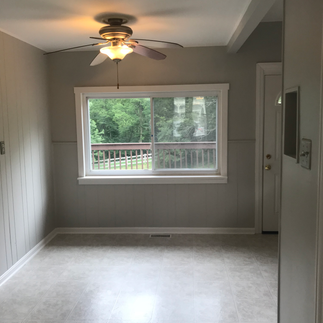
top-left (262, 75), bottom-right (282, 232)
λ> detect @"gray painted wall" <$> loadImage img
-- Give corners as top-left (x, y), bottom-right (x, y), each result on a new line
top-left (48, 22), bottom-right (282, 228)
top-left (280, 1), bottom-right (323, 322)
top-left (0, 31), bottom-right (55, 276)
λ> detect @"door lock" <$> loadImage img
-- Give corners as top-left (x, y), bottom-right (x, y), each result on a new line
top-left (266, 154), bottom-right (272, 159)
top-left (265, 165), bottom-right (271, 170)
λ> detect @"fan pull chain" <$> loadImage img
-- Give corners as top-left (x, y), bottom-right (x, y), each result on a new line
top-left (116, 61), bottom-right (119, 89)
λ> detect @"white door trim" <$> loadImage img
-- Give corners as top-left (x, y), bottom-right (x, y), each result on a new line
top-left (315, 32), bottom-right (323, 323)
top-left (316, 101), bottom-right (323, 323)
top-left (255, 62), bottom-right (282, 233)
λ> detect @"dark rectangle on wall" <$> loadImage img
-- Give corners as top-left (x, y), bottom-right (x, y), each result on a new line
top-left (284, 87), bottom-right (299, 160)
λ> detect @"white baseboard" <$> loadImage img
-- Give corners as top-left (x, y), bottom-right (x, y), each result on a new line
top-left (0, 228), bottom-right (58, 287)
top-left (56, 227), bottom-right (255, 235)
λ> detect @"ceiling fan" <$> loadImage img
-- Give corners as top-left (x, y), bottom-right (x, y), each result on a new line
top-left (45, 17), bottom-right (183, 64)
top-left (44, 17), bottom-right (183, 88)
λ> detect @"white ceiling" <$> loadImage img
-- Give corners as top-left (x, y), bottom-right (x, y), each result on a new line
top-left (0, 0), bottom-right (283, 52)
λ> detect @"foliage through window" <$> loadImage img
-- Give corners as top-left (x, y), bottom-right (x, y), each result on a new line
top-left (88, 96), bottom-right (217, 172)
top-left (75, 84), bottom-right (228, 183)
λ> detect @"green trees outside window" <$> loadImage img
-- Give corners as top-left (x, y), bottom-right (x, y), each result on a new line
top-left (88, 96), bottom-right (217, 170)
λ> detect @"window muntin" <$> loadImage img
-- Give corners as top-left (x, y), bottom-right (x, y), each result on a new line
top-left (75, 84), bottom-right (229, 183)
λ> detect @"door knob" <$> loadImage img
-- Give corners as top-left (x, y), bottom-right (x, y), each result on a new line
top-left (265, 165), bottom-right (271, 170)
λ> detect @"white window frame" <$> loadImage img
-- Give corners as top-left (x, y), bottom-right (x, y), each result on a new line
top-left (75, 84), bottom-right (229, 184)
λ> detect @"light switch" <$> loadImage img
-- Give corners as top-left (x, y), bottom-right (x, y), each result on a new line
top-left (300, 138), bottom-right (311, 169)
top-left (0, 141), bottom-right (5, 155)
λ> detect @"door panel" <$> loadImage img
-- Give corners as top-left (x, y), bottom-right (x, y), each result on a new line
top-left (262, 75), bottom-right (282, 232)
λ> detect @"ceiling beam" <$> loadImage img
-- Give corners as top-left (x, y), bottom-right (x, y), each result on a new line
top-left (227, 0), bottom-right (276, 53)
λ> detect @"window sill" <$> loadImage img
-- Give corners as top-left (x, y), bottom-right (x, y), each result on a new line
top-left (77, 175), bottom-right (228, 185)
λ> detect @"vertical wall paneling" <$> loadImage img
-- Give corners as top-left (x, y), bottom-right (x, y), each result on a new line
top-left (0, 30), bottom-right (55, 277)
top-left (54, 142), bottom-right (256, 228)
top-left (132, 185), bottom-right (147, 227)
top-left (174, 185), bottom-right (190, 226)
top-left (53, 142), bottom-right (78, 227)
top-left (144, 185), bottom-right (154, 227)
top-left (152, 186), bottom-right (169, 227)
top-left (2, 34), bottom-right (18, 264)
top-left (0, 170), bottom-right (8, 274)
top-left (217, 143), bottom-right (239, 227)
top-left (21, 41), bottom-right (37, 249)
top-left (114, 185), bottom-right (135, 227)
top-left (12, 39), bottom-right (29, 259)
top-left (0, 32), bottom-right (11, 273)
top-left (166, 185), bottom-right (177, 227)
top-left (98, 186), bottom-right (116, 227)
top-left (30, 58), bottom-right (44, 243)
top-left (205, 184), bottom-right (219, 227)
top-left (76, 185), bottom-right (87, 227)
top-left (85, 186), bottom-right (99, 227)
top-left (237, 142), bottom-right (255, 227)
top-left (15, 37), bottom-right (30, 253)
top-left (188, 185), bottom-right (207, 227)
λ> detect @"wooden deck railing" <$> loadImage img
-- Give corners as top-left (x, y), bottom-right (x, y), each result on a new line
top-left (91, 142), bottom-right (216, 170)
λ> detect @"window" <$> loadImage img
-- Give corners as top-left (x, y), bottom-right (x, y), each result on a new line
top-left (75, 84), bottom-right (229, 184)
top-left (276, 92), bottom-right (282, 106)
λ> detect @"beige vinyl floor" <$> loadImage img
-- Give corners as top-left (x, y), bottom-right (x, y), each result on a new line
top-left (0, 234), bottom-right (278, 323)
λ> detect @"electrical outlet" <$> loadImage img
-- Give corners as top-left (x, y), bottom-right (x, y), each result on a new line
top-left (0, 141), bottom-right (5, 155)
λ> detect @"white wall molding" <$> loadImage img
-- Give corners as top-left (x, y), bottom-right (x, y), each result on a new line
top-left (77, 175), bottom-right (228, 185)
top-left (255, 63), bottom-right (282, 233)
top-left (0, 229), bottom-right (58, 287)
top-left (315, 27), bottom-right (323, 323)
top-left (56, 227), bottom-right (255, 235)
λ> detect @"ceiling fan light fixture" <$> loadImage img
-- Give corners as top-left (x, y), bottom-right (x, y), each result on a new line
top-left (100, 44), bottom-right (133, 62)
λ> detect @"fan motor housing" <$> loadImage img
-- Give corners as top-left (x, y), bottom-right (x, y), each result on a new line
top-left (99, 25), bottom-right (133, 40)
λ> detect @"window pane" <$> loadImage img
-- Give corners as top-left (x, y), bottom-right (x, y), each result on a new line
top-left (153, 96), bottom-right (217, 170)
top-left (88, 98), bottom-right (151, 170)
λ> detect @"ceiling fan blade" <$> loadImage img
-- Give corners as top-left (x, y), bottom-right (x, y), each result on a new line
top-left (90, 36), bottom-right (107, 41)
top-left (131, 38), bottom-right (183, 48)
top-left (44, 43), bottom-right (102, 55)
top-left (132, 44), bottom-right (166, 60)
top-left (90, 53), bottom-right (108, 66)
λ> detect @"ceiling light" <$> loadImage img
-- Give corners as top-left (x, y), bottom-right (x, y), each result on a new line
top-left (100, 44), bottom-right (133, 62)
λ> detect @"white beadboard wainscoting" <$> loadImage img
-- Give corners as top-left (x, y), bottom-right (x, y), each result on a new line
top-left (53, 141), bottom-right (255, 228)
top-left (0, 31), bottom-right (56, 278)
